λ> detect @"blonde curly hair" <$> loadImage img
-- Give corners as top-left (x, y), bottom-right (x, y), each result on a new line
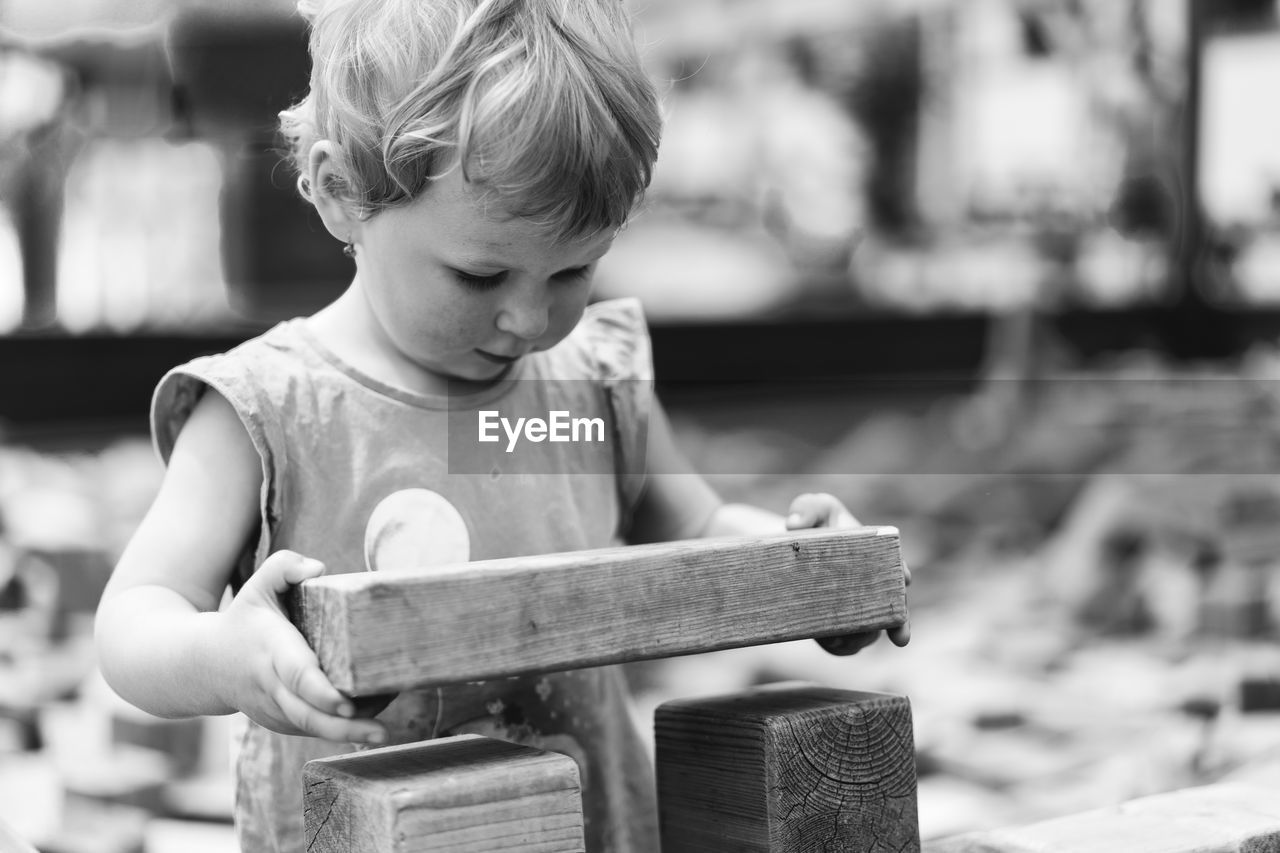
top-left (279, 0), bottom-right (662, 239)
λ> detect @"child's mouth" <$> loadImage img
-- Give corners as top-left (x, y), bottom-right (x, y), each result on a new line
top-left (475, 350), bottom-right (520, 365)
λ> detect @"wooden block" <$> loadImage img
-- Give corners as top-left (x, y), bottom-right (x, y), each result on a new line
top-left (292, 526), bottom-right (906, 695)
top-left (303, 734), bottom-right (585, 853)
top-left (927, 783), bottom-right (1280, 853)
top-left (655, 684), bottom-right (920, 853)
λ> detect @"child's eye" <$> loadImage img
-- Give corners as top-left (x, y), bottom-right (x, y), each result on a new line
top-left (553, 265), bottom-right (592, 283)
top-left (451, 269), bottom-right (507, 290)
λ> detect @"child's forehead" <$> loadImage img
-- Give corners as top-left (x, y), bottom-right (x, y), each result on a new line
top-left (411, 169), bottom-right (614, 256)
top-left (451, 221), bottom-right (618, 267)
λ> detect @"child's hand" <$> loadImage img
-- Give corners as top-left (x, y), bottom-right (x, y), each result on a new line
top-left (785, 493), bottom-right (912, 654)
top-left (215, 551), bottom-right (387, 745)
top-left (785, 492), bottom-right (861, 531)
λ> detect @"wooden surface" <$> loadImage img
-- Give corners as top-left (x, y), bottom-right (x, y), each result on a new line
top-left (303, 734), bottom-right (585, 853)
top-left (926, 783), bottom-right (1280, 853)
top-left (655, 683), bottom-right (920, 853)
top-left (292, 526), bottom-right (906, 695)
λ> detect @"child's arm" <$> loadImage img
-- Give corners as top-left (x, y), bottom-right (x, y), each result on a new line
top-left (628, 397), bottom-right (910, 652)
top-left (94, 391), bottom-right (386, 745)
top-left (626, 399), bottom-right (842, 543)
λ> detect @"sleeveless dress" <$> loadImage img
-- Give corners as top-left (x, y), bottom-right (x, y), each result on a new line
top-left (151, 299), bottom-right (659, 853)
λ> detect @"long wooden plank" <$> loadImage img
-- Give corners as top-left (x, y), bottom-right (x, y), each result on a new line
top-left (291, 526), bottom-right (906, 696)
top-left (304, 735), bottom-right (585, 852)
top-left (656, 684), bottom-right (920, 852)
top-left (927, 783), bottom-right (1280, 853)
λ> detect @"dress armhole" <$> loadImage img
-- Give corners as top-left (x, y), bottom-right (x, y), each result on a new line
top-left (578, 299), bottom-right (655, 534)
top-left (151, 360), bottom-right (280, 591)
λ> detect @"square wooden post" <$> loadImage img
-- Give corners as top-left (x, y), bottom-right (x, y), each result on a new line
top-left (303, 734), bottom-right (585, 852)
top-left (656, 684), bottom-right (920, 853)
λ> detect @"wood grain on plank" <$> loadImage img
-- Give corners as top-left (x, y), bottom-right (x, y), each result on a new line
top-left (655, 683), bottom-right (920, 853)
top-left (927, 783), bottom-right (1280, 853)
top-left (303, 734), bottom-right (585, 853)
top-left (292, 526), bottom-right (906, 695)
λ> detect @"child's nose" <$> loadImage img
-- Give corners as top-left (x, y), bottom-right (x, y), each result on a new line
top-left (494, 285), bottom-right (551, 340)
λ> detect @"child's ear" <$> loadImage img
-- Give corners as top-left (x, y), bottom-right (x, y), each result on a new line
top-left (307, 140), bottom-right (360, 245)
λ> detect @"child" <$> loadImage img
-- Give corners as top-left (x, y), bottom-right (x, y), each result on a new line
top-left (94, 1), bottom-right (910, 851)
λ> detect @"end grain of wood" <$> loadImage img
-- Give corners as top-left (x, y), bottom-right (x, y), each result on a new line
top-left (656, 684), bottom-right (920, 853)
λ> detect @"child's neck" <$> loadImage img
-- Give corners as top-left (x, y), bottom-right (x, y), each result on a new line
top-left (306, 287), bottom-right (499, 398)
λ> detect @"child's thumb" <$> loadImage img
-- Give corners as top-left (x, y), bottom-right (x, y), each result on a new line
top-left (249, 551), bottom-right (326, 599)
top-left (785, 493), bottom-right (825, 529)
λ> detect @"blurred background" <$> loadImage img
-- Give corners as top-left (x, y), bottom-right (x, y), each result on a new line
top-left (3, 0), bottom-right (1280, 849)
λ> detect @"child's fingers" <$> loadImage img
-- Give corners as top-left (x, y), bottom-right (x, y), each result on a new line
top-left (785, 493), bottom-right (822, 529)
top-left (282, 556), bottom-right (326, 586)
top-left (272, 684), bottom-right (386, 745)
top-left (279, 654), bottom-right (353, 719)
top-left (786, 493), bottom-right (859, 529)
top-left (248, 551), bottom-right (325, 600)
top-left (786, 493), bottom-right (835, 529)
top-left (273, 553), bottom-right (326, 592)
top-left (816, 632), bottom-right (879, 656)
top-left (888, 619), bottom-right (911, 647)
top-left (271, 635), bottom-right (354, 718)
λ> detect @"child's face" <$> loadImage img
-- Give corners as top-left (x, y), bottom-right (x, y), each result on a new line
top-left (352, 169), bottom-right (615, 386)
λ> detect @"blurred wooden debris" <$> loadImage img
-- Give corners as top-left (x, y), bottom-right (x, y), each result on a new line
top-left (159, 774), bottom-right (234, 823)
top-left (927, 783), bottom-right (1280, 853)
top-left (141, 819), bottom-right (237, 853)
top-left (0, 632), bottom-right (97, 725)
top-left (1240, 678), bottom-right (1280, 713)
top-left (60, 746), bottom-right (173, 814)
top-left (1199, 562), bottom-right (1273, 639)
top-left (0, 544), bottom-right (59, 642)
top-left (110, 712), bottom-right (203, 779)
top-left (914, 777), bottom-right (1019, 842)
top-left (34, 799), bottom-right (149, 853)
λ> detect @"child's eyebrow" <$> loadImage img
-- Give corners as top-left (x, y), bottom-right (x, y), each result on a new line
top-left (444, 249), bottom-right (609, 275)
top-left (439, 248), bottom-right (511, 271)
top-left (447, 260), bottom-right (596, 277)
